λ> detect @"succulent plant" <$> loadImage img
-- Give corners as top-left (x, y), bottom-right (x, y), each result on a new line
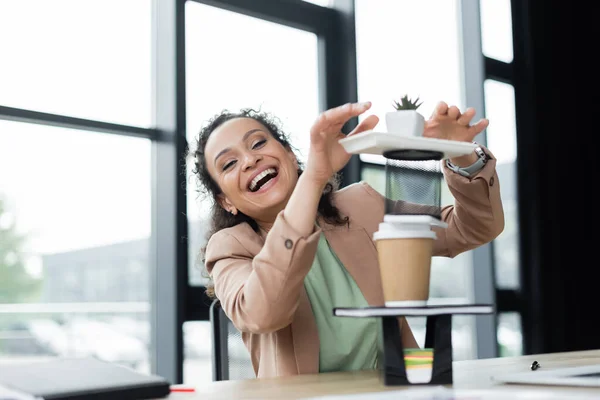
top-left (392, 95), bottom-right (423, 111)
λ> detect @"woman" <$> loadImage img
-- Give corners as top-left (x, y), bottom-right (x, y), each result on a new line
top-left (189, 101), bottom-right (504, 378)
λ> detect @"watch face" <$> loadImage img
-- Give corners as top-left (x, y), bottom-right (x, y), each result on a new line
top-left (475, 147), bottom-right (488, 161)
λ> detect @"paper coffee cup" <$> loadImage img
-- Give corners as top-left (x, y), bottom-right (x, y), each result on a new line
top-left (374, 216), bottom-right (440, 307)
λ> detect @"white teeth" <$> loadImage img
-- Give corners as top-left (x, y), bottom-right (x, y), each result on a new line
top-left (249, 168), bottom-right (277, 191)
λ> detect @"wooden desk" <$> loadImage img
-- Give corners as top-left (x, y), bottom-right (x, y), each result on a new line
top-left (169, 350), bottom-right (600, 399)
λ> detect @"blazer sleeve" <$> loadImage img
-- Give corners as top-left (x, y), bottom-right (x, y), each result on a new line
top-left (435, 145), bottom-right (504, 257)
top-left (204, 210), bottom-right (321, 334)
top-left (362, 145), bottom-right (504, 258)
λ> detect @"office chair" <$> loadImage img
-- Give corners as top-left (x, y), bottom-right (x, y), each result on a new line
top-left (209, 299), bottom-right (256, 381)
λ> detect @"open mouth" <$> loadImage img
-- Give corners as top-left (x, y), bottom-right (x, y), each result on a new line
top-left (248, 167), bottom-right (279, 192)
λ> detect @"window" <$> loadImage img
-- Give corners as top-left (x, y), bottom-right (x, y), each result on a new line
top-left (0, 121), bottom-right (151, 373)
top-left (183, 4), bottom-right (320, 379)
top-left (356, 0), bottom-right (478, 361)
top-left (355, 0), bottom-right (463, 165)
top-left (497, 313), bottom-right (523, 356)
top-left (183, 321), bottom-right (212, 384)
top-left (0, 0), bottom-right (151, 127)
top-left (185, 2), bottom-right (320, 287)
top-left (484, 79), bottom-right (519, 289)
top-left (480, 0), bottom-right (514, 63)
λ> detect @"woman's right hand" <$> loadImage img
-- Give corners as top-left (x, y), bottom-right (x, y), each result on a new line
top-left (304, 102), bottom-right (379, 187)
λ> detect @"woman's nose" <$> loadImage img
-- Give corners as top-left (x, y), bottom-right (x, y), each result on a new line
top-left (242, 153), bottom-right (262, 171)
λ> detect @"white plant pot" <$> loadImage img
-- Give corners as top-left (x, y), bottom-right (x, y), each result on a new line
top-left (385, 110), bottom-right (425, 137)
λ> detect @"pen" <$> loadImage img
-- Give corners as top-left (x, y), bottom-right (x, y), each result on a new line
top-left (531, 360), bottom-right (540, 371)
top-left (170, 385), bottom-right (196, 393)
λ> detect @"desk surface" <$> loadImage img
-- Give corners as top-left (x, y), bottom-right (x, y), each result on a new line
top-left (169, 349), bottom-right (600, 399)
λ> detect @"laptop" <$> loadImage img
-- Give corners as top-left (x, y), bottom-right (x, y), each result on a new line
top-left (0, 357), bottom-right (171, 400)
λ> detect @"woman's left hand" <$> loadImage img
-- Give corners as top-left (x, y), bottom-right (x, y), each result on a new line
top-left (423, 101), bottom-right (488, 143)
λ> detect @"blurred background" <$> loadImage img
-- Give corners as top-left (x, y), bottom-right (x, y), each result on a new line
top-left (0, 0), bottom-right (589, 386)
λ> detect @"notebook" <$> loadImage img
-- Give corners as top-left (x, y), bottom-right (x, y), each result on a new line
top-left (0, 357), bottom-right (170, 400)
top-left (492, 364), bottom-right (600, 388)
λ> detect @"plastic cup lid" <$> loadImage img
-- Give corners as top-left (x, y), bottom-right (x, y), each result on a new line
top-left (384, 214), bottom-right (448, 229)
top-left (373, 229), bottom-right (436, 240)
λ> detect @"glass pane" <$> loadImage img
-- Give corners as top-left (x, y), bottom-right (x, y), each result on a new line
top-left (498, 312), bottom-right (523, 357)
top-left (355, 0), bottom-right (463, 165)
top-left (484, 79), bottom-right (519, 289)
top-left (480, 0), bottom-right (514, 63)
top-left (0, 121), bottom-right (151, 373)
top-left (185, 3), bottom-right (320, 286)
top-left (183, 319), bottom-right (255, 383)
top-left (0, 0), bottom-right (151, 127)
top-left (183, 321), bottom-right (212, 384)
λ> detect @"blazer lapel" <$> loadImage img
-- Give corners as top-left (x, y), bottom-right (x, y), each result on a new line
top-left (323, 225), bottom-right (385, 307)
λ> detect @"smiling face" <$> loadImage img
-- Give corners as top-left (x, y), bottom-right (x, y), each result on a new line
top-left (204, 117), bottom-right (299, 225)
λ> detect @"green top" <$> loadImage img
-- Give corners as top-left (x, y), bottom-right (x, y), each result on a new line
top-left (304, 232), bottom-right (379, 373)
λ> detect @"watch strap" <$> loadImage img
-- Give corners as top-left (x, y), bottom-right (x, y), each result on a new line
top-left (446, 146), bottom-right (489, 177)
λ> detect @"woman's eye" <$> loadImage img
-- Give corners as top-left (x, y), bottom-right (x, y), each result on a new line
top-left (252, 139), bottom-right (266, 149)
top-left (222, 160), bottom-right (236, 171)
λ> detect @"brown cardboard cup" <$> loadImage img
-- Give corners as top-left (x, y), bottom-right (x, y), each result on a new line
top-left (374, 222), bottom-right (436, 307)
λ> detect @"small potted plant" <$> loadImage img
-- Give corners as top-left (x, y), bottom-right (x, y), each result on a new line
top-left (386, 94), bottom-right (424, 137)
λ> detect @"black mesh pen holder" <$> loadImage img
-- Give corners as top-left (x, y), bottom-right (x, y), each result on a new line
top-left (383, 155), bottom-right (443, 220)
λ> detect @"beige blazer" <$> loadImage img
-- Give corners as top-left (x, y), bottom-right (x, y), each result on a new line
top-left (205, 150), bottom-right (504, 378)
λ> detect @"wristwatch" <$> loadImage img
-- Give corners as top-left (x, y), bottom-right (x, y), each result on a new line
top-left (446, 145), bottom-right (490, 177)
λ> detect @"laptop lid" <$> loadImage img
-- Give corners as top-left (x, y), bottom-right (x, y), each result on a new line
top-left (0, 357), bottom-right (171, 400)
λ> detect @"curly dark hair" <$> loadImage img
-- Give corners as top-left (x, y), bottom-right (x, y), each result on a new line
top-left (187, 108), bottom-right (349, 297)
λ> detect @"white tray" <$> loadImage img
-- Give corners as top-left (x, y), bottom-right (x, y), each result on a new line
top-left (339, 131), bottom-right (477, 159)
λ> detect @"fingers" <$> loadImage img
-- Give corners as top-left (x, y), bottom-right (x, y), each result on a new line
top-left (457, 107), bottom-right (476, 125)
top-left (447, 106), bottom-right (460, 120)
top-left (469, 118), bottom-right (490, 135)
top-left (434, 103), bottom-right (478, 124)
top-left (318, 102), bottom-right (372, 129)
top-left (348, 115), bottom-right (379, 137)
top-left (431, 101), bottom-right (448, 118)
